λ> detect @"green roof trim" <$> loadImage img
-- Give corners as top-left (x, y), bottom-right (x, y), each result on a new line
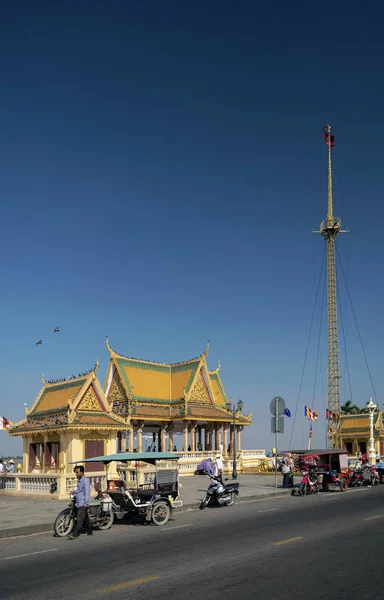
top-left (73, 451), bottom-right (179, 464)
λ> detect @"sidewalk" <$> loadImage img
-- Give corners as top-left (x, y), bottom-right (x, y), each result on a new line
top-left (0, 474), bottom-right (291, 539)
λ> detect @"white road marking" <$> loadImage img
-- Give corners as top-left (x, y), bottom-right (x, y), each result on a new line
top-left (3, 548), bottom-right (58, 561)
top-left (258, 508), bottom-right (279, 513)
top-left (162, 524), bottom-right (194, 531)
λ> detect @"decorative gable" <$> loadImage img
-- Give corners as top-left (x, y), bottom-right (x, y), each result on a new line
top-left (77, 386), bottom-right (103, 412)
top-left (108, 371), bottom-right (127, 403)
top-left (189, 371), bottom-right (212, 405)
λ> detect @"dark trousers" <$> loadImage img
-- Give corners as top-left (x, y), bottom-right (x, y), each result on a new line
top-left (282, 472), bottom-right (290, 488)
top-left (73, 506), bottom-right (93, 537)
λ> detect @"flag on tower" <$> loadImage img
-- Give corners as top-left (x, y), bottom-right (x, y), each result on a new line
top-left (309, 426), bottom-right (313, 439)
top-left (326, 408), bottom-right (335, 420)
top-left (304, 406), bottom-right (319, 421)
top-left (324, 131), bottom-right (335, 147)
top-left (282, 408), bottom-right (291, 418)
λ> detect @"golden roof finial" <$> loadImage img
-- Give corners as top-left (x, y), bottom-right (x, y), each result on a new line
top-left (94, 358), bottom-right (99, 374)
top-left (106, 336), bottom-right (111, 351)
top-left (203, 340), bottom-right (210, 356)
top-left (42, 373), bottom-right (45, 385)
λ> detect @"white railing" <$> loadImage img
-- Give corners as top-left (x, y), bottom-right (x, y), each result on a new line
top-left (65, 474), bottom-right (106, 494)
top-left (19, 476), bottom-right (58, 493)
top-left (240, 450), bottom-right (266, 458)
top-left (0, 476), bottom-right (17, 490)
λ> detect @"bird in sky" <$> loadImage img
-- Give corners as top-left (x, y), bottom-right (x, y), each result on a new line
top-left (36, 340), bottom-right (43, 345)
top-left (54, 327), bottom-right (60, 332)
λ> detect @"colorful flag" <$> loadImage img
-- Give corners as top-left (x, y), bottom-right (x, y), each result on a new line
top-left (0, 417), bottom-right (10, 430)
top-left (325, 408), bottom-right (335, 420)
top-left (304, 406), bottom-right (319, 421)
top-left (283, 408), bottom-right (291, 418)
top-left (309, 426), bottom-right (313, 439)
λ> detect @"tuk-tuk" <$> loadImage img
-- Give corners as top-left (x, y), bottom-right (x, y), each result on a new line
top-left (297, 449), bottom-right (350, 492)
top-left (80, 451), bottom-right (183, 526)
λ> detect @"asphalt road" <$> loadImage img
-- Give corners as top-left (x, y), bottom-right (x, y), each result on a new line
top-left (1, 486), bottom-right (383, 600)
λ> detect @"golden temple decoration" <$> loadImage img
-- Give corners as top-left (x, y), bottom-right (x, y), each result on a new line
top-left (108, 373), bottom-right (127, 403)
top-left (189, 372), bottom-right (211, 405)
top-left (77, 387), bottom-right (102, 412)
top-left (80, 430), bottom-right (109, 440)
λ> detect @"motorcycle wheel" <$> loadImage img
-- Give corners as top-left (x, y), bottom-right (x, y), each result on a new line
top-left (340, 477), bottom-right (348, 492)
top-left (226, 492), bottom-right (236, 507)
top-left (313, 485), bottom-right (319, 495)
top-left (298, 484), bottom-right (306, 497)
top-left (54, 510), bottom-right (74, 537)
top-left (199, 496), bottom-right (209, 510)
top-left (151, 502), bottom-right (171, 526)
top-left (98, 511), bottom-right (114, 530)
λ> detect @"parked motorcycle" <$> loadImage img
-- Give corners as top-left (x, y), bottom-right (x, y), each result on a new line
top-left (54, 492), bottom-right (115, 537)
top-left (348, 468), bottom-right (364, 487)
top-left (298, 469), bottom-right (319, 496)
top-left (199, 476), bottom-right (239, 509)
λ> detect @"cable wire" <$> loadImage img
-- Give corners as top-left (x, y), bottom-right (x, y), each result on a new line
top-left (289, 245), bottom-right (326, 448)
top-left (336, 246), bottom-right (377, 402)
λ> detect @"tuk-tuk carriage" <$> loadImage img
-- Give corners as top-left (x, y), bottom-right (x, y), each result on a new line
top-left (296, 449), bottom-right (350, 492)
top-left (80, 451), bottom-right (183, 526)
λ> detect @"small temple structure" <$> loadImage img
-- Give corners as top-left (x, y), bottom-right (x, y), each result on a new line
top-left (339, 412), bottom-right (384, 457)
top-left (9, 341), bottom-right (252, 475)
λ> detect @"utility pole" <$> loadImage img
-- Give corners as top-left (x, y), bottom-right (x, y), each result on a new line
top-left (313, 125), bottom-right (348, 448)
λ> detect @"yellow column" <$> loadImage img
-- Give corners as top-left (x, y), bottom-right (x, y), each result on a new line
top-left (23, 436), bottom-right (29, 473)
top-left (121, 432), bottom-right (127, 452)
top-left (183, 422), bottom-right (188, 451)
top-left (204, 427), bottom-right (209, 450)
top-left (236, 426), bottom-right (241, 451)
top-left (137, 422), bottom-right (143, 452)
top-left (129, 427), bottom-right (134, 452)
top-left (161, 423), bottom-right (166, 452)
top-left (215, 423), bottom-right (220, 451)
top-left (223, 425), bottom-right (228, 457)
top-left (191, 423), bottom-right (196, 451)
top-left (168, 425), bottom-right (174, 452)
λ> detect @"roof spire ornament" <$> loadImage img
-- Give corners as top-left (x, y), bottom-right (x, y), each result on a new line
top-left (204, 340), bottom-right (210, 356)
top-left (42, 373), bottom-right (45, 385)
top-left (94, 357), bottom-right (99, 374)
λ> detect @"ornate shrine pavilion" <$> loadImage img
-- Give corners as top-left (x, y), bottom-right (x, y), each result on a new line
top-left (9, 341), bottom-right (252, 474)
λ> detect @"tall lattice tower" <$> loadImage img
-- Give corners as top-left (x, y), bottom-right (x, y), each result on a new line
top-left (314, 125), bottom-right (348, 448)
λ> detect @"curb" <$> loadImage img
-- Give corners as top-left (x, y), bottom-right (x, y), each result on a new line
top-left (0, 490), bottom-right (291, 539)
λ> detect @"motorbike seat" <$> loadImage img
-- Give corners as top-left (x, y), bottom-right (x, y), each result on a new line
top-left (224, 482), bottom-right (239, 491)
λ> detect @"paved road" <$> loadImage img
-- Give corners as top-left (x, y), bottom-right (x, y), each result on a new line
top-left (0, 486), bottom-right (383, 600)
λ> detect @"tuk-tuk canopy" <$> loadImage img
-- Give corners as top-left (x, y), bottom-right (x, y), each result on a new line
top-left (71, 451), bottom-right (179, 465)
top-left (300, 450), bottom-right (348, 459)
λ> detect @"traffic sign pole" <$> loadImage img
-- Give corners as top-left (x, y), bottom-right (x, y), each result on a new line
top-left (275, 398), bottom-right (279, 491)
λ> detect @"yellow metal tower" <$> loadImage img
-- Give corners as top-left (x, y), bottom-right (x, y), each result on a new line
top-left (314, 125), bottom-right (348, 448)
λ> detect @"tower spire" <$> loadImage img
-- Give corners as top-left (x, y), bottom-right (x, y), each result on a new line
top-left (314, 125), bottom-right (348, 448)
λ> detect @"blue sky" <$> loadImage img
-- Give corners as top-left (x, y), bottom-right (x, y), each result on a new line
top-left (1, 1), bottom-right (384, 455)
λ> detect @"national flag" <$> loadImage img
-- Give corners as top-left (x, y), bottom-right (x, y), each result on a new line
top-left (324, 131), bottom-right (335, 147)
top-left (304, 406), bottom-right (318, 421)
top-left (326, 408), bottom-right (335, 420)
top-left (283, 408), bottom-right (291, 418)
top-left (0, 416), bottom-right (10, 430)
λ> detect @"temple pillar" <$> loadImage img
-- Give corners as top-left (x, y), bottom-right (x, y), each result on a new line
top-left (23, 436), bottom-right (29, 473)
top-left (204, 427), bottom-right (209, 450)
top-left (191, 423), bottom-right (196, 451)
top-left (237, 426), bottom-right (241, 451)
top-left (129, 427), bottom-right (134, 452)
top-left (223, 425), bottom-right (228, 457)
top-left (121, 431), bottom-right (127, 452)
top-left (183, 422), bottom-right (188, 451)
top-left (137, 421), bottom-right (143, 452)
top-left (117, 432), bottom-right (122, 452)
top-left (168, 425), bottom-right (174, 452)
top-left (197, 426), bottom-right (202, 450)
top-left (161, 423), bottom-right (166, 452)
top-left (215, 423), bottom-right (220, 452)
top-left (229, 425), bottom-right (235, 456)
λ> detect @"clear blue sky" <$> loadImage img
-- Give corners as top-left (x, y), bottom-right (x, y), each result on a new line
top-left (1, 1), bottom-right (384, 455)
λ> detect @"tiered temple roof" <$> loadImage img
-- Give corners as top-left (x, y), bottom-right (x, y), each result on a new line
top-left (104, 340), bottom-right (252, 425)
top-left (10, 362), bottom-right (127, 436)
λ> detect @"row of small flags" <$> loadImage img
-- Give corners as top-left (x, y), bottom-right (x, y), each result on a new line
top-left (280, 407), bottom-right (337, 420)
top-left (0, 417), bottom-right (10, 430)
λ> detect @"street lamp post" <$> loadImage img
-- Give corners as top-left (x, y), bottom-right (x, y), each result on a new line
top-left (225, 399), bottom-right (244, 479)
top-left (366, 398), bottom-right (377, 466)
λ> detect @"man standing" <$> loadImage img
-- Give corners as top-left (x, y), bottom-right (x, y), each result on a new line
top-left (281, 458), bottom-right (290, 488)
top-left (6, 460), bottom-right (17, 473)
top-left (0, 459), bottom-right (4, 474)
top-left (68, 465), bottom-right (93, 540)
top-left (213, 453), bottom-right (223, 482)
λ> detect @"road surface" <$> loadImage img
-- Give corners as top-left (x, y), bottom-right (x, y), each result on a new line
top-left (0, 486), bottom-right (383, 599)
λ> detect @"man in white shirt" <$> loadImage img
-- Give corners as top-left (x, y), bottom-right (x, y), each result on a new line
top-left (0, 460), bottom-right (4, 473)
top-left (213, 453), bottom-right (223, 482)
